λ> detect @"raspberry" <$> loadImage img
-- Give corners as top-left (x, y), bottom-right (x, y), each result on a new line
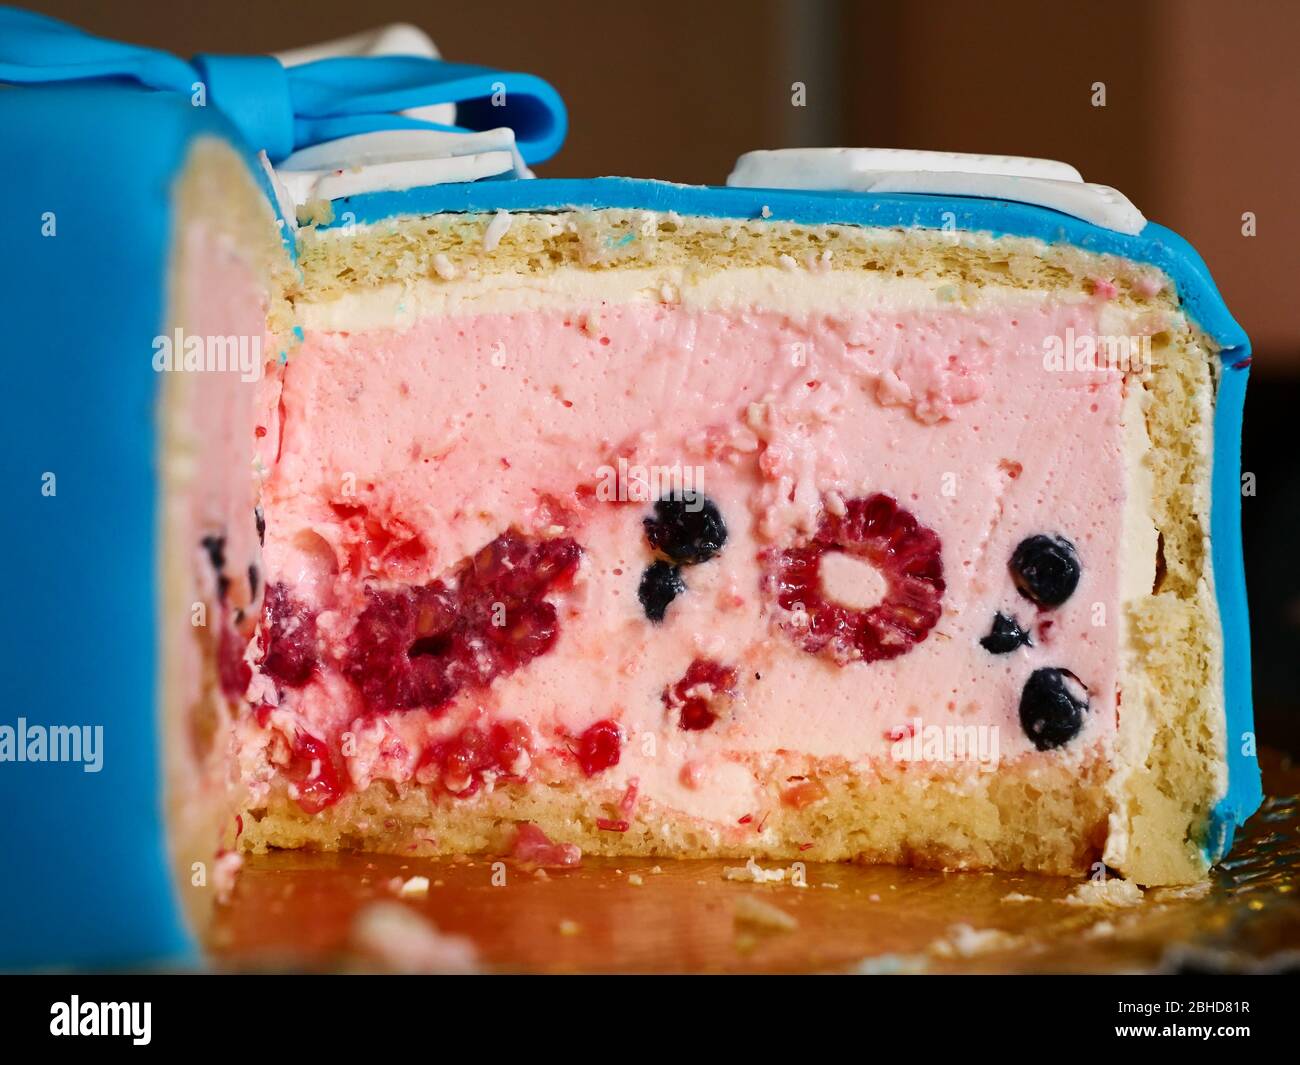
top-left (261, 583), bottom-right (318, 687)
top-left (286, 730), bottom-right (345, 813)
top-left (762, 493), bottom-right (944, 664)
top-left (509, 823), bottom-right (582, 868)
top-left (217, 618), bottom-right (251, 701)
top-left (421, 720), bottom-right (534, 798)
top-left (663, 658), bottom-right (738, 731)
top-left (343, 530), bottom-right (581, 715)
top-left (575, 720), bottom-right (622, 775)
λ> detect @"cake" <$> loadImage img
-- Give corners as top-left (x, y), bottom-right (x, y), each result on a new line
top-left (0, 11), bottom-right (1262, 968)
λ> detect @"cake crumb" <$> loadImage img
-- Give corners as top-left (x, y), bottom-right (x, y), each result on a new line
top-left (777, 253), bottom-right (798, 271)
top-left (627, 873), bottom-right (644, 886)
top-left (558, 919), bottom-right (582, 937)
top-left (351, 902), bottom-right (479, 974)
top-left (1001, 891), bottom-right (1039, 904)
top-left (1061, 878), bottom-right (1144, 908)
top-left (650, 865), bottom-right (663, 875)
top-left (733, 895), bottom-right (798, 932)
top-left (723, 858), bottom-right (786, 884)
top-left (929, 924), bottom-right (1020, 959)
top-left (397, 875), bottom-right (430, 899)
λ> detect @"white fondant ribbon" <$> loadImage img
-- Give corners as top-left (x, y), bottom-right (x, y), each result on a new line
top-left (727, 148), bottom-right (1146, 235)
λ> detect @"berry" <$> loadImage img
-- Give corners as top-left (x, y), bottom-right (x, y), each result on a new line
top-left (1019, 667), bottom-right (1089, 750)
top-left (509, 822), bottom-right (581, 867)
top-left (217, 618), bottom-right (252, 700)
top-left (201, 532), bottom-right (230, 601)
top-left (342, 530), bottom-right (581, 715)
top-left (261, 583), bottom-right (318, 687)
top-left (644, 493), bottom-right (727, 565)
top-left (421, 720), bottom-right (534, 798)
top-left (762, 493), bottom-right (945, 664)
top-left (576, 719), bottom-right (622, 775)
top-left (663, 658), bottom-right (738, 731)
top-left (1009, 534), bottom-right (1080, 608)
top-left (285, 730), bottom-right (346, 813)
top-left (980, 612), bottom-right (1031, 654)
top-left (638, 561), bottom-right (685, 622)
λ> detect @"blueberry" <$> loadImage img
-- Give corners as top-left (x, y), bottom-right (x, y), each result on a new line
top-left (255, 506), bottom-right (266, 546)
top-left (644, 493), bottom-right (727, 566)
top-left (980, 612), bottom-right (1031, 654)
top-left (201, 533), bottom-right (226, 574)
top-left (201, 533), bottom-right (229, 601)
top-left (638, 561), bottom-right (686, 622)
top-left (1009, 534), bottom-right (1080, 608)
top-left (1019, 667), bottom-right (1088, 750)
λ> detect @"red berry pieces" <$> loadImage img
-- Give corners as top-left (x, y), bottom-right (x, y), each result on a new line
top-left (663, 658), bottom-right (738, 731)
top-left (343, 530), bottom-right (581, 715)
top-left (576, 719), bottom-right (622, 775)
top-left (421, 720), bottom-right (534, 798)
top-left (509, 822), bottom-right (582, 868)
top-left (261, 583), bottom-right (319, 687)
top-left (286, 730), bottom-right (346, 813)
top-left (762, 493), bottom-right (945, 664)
top-left (217, 618), bottom-right (252, 701)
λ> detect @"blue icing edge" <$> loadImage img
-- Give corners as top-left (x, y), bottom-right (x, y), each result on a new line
top-left (0, 83), bottom-right (270, 968)
top-left (325, 176), bottom-right (1261, 859)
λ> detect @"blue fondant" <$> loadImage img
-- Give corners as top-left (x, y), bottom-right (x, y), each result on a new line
top-left (1206, 360), bottom-right (1262, 858)
top-left (0, 83), bottom-right (267, 969)
top-left (0, 6), bottom-right (568, 165)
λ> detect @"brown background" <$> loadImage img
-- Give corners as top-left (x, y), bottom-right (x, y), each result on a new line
top-left (19, 0), bottom-right (1300, 733)
top-left (27, 0), bottom-right (1300, 366)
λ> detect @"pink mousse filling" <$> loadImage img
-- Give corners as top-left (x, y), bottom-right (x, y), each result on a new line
top-left (241, 296), bottom-right (1146, 827)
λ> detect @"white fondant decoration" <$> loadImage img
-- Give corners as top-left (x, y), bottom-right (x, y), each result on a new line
top-left (274, 24), bottom-right (456, 128)
top-left (273, 129), bottom-right (529, 215)
top-left (727, 148), bottom-right (1146, 235)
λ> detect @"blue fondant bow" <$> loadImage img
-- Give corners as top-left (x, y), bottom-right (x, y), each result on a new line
top-left (0, 7), bottom-right (567, 164)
